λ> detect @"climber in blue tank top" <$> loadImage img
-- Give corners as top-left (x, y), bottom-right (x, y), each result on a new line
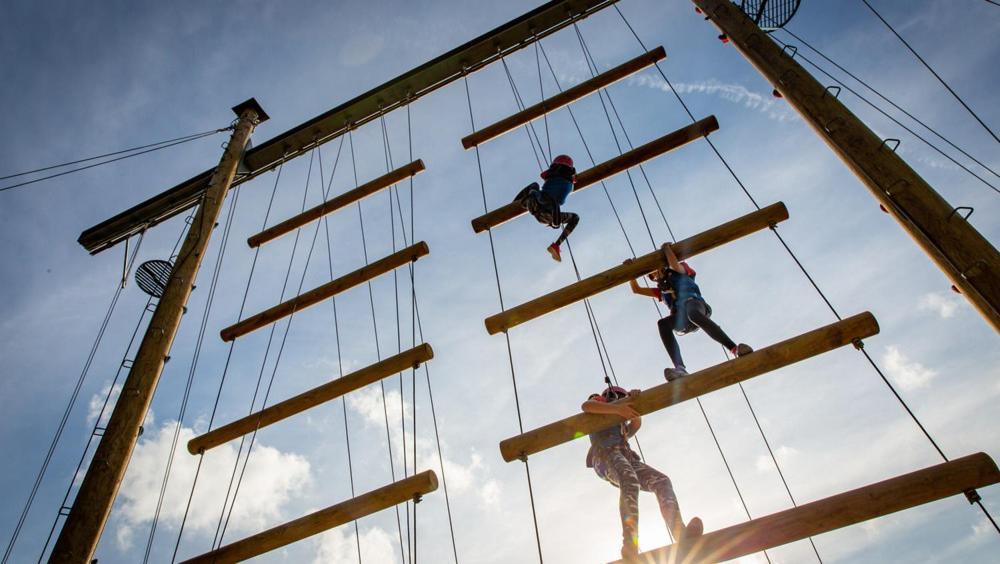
top-left (625, 243), bottom-right (753, 381)
top-left (512, 154), bottom-right (580, 262)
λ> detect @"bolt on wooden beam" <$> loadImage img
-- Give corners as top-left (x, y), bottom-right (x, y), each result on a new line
top-left (485, 202), bottom-right (788, 335)
top-left (248, 159), bottom-right (425, 248)
top-left (220, 241), bottom-right (429, 341)
top-left (498, 312), bottom-right (878, 462)
top-left (613, 452), bottom-right (1000, 563)
top-left (470, 116), bottom-right (718, 233)
top-left (188, 343), bottom-right (434, 454)
top-left (461, 46), bottom-right (667, 149)
top-left (180, 470), bottom-right (439, 564)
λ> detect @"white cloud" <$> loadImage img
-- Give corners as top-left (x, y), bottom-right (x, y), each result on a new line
top-left (88, 381), bottom-right (155, 429)
top-left (882, 345), bottom-right (937, 391)
top-left (113, 421), bottom-right (311, 550)
top-left (312, 525), bottom-right (398, 564)
top-left (627, 75), bottom-right (799, 122)
top-left (755, 445), bottom-right (799, 473)
top-left (918, 291), bottom-right (965, 319)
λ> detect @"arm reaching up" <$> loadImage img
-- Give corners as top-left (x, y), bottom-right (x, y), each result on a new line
top-left (624, 259), bottom-right (660, 298)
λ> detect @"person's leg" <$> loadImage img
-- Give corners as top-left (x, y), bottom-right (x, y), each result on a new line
top-left (657, 317), bottom-right (686, 371)
top-left (686, 300), bottom-right (738, 351)
top-left (596, 449), bottom-right (642, 557)
top-left (631, 460), bottom-right (685, 539)
top-left (553, 211), bottom-right (579, 246)
top-left (513, 182), bottom-right (540, 206)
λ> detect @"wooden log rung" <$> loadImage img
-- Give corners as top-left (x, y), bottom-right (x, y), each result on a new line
top-left (187, 343), bottom-right (434, 454)
top-left (485, 202), bottom-right (788, 335)
top-left (614, 452), bottom-right (1000, 563)
top-left (248, 159), bottom-right (425, 248)
top-left (470, 116), bottom-right (719, 233)
top-left (220, 241), bottom-right (429, 341)
top-left (180, 470), bottom-right (439, 564)
top-left (461, 47), bottom-right (667, 149)
top-left (498, 312), bottom-right (879, 462)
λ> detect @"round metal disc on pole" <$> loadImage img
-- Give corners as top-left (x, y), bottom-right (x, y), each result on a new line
top-left (134, 260), bottom-right (174, 298)
top-left (740, 0), bottom-right (802, 30)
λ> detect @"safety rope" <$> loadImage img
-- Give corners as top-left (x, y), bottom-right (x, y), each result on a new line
top-left (347, 129), bottom-right (409, 563)
top-left (859, 0), bottom-right (999, 145)
top-left (463, 72), bottom-right (546, 563)
top-left (614, 2), bottom-right (1000, 536)
top-left (772, 32), bottom-right (999, 195)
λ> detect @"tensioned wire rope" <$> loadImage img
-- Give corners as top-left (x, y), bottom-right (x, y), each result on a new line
top-left (613, 2), bottom-right (1000, 535)
top-left (859, 0), bottom-right (999, 146)
top-left (380, 102), bottom-right (462, 564)
top-left (564, 21), bottom-right (811, 560)
top-left (1, 228), bottom-right (145, 564)
top-left (768, 31), bottom-right (1000, 196)
top-left (0, 127), bottom-right (233, 193)
top-left (346, 127), bottom-right (409, 564)
top-left (169, 152), bottom-right (293, 562)
top-left (529, 25), bottom-right (780, 560)
top-left (462, 71), bottom-right (546, 563)
top-left (141, 151), bottom-right (247, 563)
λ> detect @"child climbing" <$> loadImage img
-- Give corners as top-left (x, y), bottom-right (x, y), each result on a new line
top-left (583, 382), bottom-right (703, 559)
top-left (626, 243), bottom-right (752, 381)
top-left (512, 154), bottom-right (580, 262)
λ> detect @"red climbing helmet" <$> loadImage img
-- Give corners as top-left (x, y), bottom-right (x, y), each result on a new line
top-left (600, 385), bottom-right (629, 402)
top-left (551, 154), bottom-right (574, 168)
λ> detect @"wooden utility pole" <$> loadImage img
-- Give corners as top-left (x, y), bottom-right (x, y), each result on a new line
top-left (691, 0), bottom-right (1000, 332)
top-left (49, 99), bottom-right (268, 563)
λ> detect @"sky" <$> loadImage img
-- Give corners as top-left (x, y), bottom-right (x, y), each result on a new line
top-left (1, 0), bottom-right (999, 563)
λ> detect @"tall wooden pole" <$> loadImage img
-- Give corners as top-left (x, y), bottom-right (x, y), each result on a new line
top-left (692, 0), bottom-right (1000, 333)
top-left (49, 99), bottom-right (268, 563)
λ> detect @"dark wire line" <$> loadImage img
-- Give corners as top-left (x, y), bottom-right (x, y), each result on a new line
top-left (171, 153), bottom-right (290, 563)
top-left (615, 1), bottom-right (1000, 537)
top-left (463, 72), bottom-right (545, 564)
top-left (770, 34), bottom-right (999, 195)
top-left (860, 0), bottom-right (999, 145)
top-left (0, 129), bottom-right (228, 192)
top-left (348, 129), bottom-right (409, 563)
top-left (780, 27), bottom-right (999, 182)
top-left (3, 229), bottom-right (145, 564)
top-left (0, 127), bottom-right (231, 181)
top-left (142, 156), bottom-right (243, 563)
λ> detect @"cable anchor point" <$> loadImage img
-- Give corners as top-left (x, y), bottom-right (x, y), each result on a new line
top-left (964, 489), bottom-right (982, 504)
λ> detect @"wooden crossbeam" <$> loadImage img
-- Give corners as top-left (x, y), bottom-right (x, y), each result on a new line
top-left (485, 202), bottom-right (787, 334)
top-left (461, 47), bottom-right (667, 149)
top-left (248, 159), bottom-right (425, 248)
top-left (180, 470), bottom-right (439, 564)
top-left (498, 312), bottom-right (877, 462)
top-left (187, 343), bottom-right (433, 454)
top-left (220, 241), bottom-right (429, 341)
top-left (470, 116), bottom-right (719, 233)
top-left (614, 452), bottom-right (1000, 563)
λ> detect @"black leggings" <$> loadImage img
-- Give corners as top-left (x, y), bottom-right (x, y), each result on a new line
top-left (658, 299), bottom-right (737, 370)
top-left (518, 186), bottom-right (579, 245)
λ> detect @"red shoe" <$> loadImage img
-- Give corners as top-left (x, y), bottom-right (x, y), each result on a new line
top-left (731, 343), bottom-right (753, 357)
top-left (547, 243), bottom-right (562, 262)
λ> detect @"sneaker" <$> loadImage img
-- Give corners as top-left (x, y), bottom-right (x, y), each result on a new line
top-left (679, 517), bottom-right (703, 542)
top-left (664, 367), bottom-right (688, 382)
top-left (547, 243), bottom-right (562, 262)
top-left (731, 343), bottom-right (753, 357)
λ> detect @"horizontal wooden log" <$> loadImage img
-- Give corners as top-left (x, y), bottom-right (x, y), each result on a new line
top-left (614, 452), bottom-right (1000, 563)
top-left (470, 116), bottom-right (718, 233)
top-left (248, 159), bottom-right (425, 248)
top-left (485, 202), bottom-right (788, 335)
top-left (499, 312), bottom-right (878, 462)
top-left (461, 47), bottom-right (667, 149)
top-left (181, 470), bottom-right (439, 564)
top-left (188, 343), bottom-right (434, 454)
top-left (221, 241), bottom-right (429, 341)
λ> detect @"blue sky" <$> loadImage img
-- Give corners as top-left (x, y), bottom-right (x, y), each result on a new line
top-left (1, 0), bottom-right (998, 562)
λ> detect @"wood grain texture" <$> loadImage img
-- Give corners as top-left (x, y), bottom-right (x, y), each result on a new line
top-left (499, 312), bottom-right (878, 462)
top-left (613, 453), bottom-right (1000, 563)
top-left (484, 202), bottom-right (788, 334)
